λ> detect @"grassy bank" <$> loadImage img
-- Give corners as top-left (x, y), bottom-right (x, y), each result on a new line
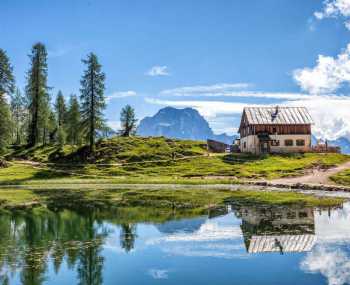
top-left (330, 169), bottom-right (350, 186)
top-left (0, 152), bottom-right (349, 185)
top-left (0, 187), bottom-right (344, 211)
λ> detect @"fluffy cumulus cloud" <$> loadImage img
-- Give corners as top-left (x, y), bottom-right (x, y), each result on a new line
top-left (314, 0), bottom-right (350, 29)
top-left (293, 44), bottom-right (350, 94)
top-left (288, 96), bottom-right (350, 140)
top-left (301, 246), bottom-right (350, 285)
top-left (146, 65), bottom-right (170, 76)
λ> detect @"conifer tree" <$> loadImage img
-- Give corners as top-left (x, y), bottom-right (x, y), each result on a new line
top-left (67, 94), bottom-right (81, 145)
top-left (55, 91), bottom-right (67, 145)
top-left (0, 49), bottom-right (15, 153)
top-left (26, 43), bottom-right (49, 147)
top-left (11, 88), bottom-right (27, 145)
top-left (79, 53), bottom-right (106, 153)
top-left (120, 105), bottom-right (137, 137)
top-left (55, 91), bottom-right (67, 128)
top-left (41, 92), bottom-right (53, 145)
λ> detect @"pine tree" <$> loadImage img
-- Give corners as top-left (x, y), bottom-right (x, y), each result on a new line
top-left (40, 92), bottom-right (53, 145)
top-left (80, 53), bottom-right (106, 153)
top-left (26, 43), bottom-right (49, 147)
top-left (55, 91), bottom-right (67, 145)
top-left (10, 88), bottom-right (27, 145)
top-left (48, 110), bottom-right (57, 144)
top-left (120, 105), bottom-right (137, 137)
top-left (66, 94), bottom-right (81, 145)
top-left (0, 49), bottom-right (15, 153)
top-left (55, 91), bottom-right (67, 128)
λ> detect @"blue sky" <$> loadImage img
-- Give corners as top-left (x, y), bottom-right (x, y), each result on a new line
top-left (2, 0), bottom-right (350, 138)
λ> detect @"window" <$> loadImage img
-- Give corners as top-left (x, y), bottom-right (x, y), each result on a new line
top-left (272, 127), bottom-right (277, 134)
top-left (271, 140), bottom-right (280, 146)
top-left (285, 139), bottom-right (293, 146)
top-left (243, 142), bottom-right (247, 148)
top-left (296, 139), bottom-right (305, 146)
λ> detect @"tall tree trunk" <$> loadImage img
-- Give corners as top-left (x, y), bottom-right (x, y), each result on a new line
top-left (89, 67), bottom-right (95, 153)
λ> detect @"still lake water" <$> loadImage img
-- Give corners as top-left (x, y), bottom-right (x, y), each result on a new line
top-left (1, 201), bottom-right (350, 285)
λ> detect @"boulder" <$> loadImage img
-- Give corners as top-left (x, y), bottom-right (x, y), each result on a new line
top-left (0, 158), bottom-right (8, 168)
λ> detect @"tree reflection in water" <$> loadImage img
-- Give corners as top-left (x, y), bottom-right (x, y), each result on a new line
top-left (0, 209), bottom-right (109, 285)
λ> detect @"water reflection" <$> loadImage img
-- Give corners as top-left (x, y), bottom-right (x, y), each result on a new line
top-left (0, 210), bottom-right (109, 285)
top-left (0, 202), bottom-right (348, 285)
top-left (231, 203), bottom-right (316, 254)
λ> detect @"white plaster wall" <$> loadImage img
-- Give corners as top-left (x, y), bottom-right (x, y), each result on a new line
top-left (270, 134), bottom-right (311, 153)
top-left (240, 134), bottom-right (311, 154)
top-left (240, 135), bottom-right (259, 154)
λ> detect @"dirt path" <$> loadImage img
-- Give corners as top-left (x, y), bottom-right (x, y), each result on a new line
top-left (272, 161), bottom-right (350, 185)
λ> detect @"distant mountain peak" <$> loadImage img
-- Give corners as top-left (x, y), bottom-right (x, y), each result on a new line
top-left (137, 107), bottom-right (236, 144)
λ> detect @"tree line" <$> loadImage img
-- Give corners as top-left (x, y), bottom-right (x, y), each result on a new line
top-left (0, 43), bottom-right (138, 155)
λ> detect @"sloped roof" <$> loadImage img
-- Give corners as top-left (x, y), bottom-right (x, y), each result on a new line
top-left (243, 107), bottom-right (313, 125)
top-left (247, 234), bottom-right (316, 253)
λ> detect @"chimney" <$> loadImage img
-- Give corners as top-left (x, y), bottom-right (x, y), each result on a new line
top-left (271, 106), bottom-right (279, 120)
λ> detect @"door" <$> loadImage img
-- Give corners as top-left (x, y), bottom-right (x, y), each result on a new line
top-left (260, 142), bottom-right (270, 153)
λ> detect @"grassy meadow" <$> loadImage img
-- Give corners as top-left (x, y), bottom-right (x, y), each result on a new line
top-left (0, 141), bottom-right (349, 185)
top-left (0, 136), bottom-right (349, 211)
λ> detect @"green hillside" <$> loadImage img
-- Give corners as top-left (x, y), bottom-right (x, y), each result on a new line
top-left (1, 136), bottom-right (349, 185)
top-left (6, 136), bottom-right (207, 163)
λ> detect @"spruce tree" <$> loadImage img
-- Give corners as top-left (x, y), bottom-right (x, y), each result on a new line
top-left (48, 111), bottom-right (57, 144)
top-left (55, 91), bottom-right (67, 128)
top-left (120, 105), bottom-right (137, 137)
top-left (79, 53), bottom-right (106, 153)
top-left (11, 88), bottom-right (27, 145)
top-left (67, 94), bottom-right (81, 145)
top-left (0, 49), bottom-right (15, 153)
top-left (26, 43), bottom-right (49, 147)
top-left (55, 91), bottom-right (67, 145)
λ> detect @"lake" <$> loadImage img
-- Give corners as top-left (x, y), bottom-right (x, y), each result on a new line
top-left (1, 201), bottom-right (350, 285)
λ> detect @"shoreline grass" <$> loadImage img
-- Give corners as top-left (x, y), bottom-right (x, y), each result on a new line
top-left (1, 151), bottom-right (349, 186)
top-left (0, 186), bottom-right (344, 212)
top-left (330, 169), bottom-right (350, 186)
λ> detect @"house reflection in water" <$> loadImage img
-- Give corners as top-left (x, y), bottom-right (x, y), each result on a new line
top-left (231, 203), bottom-right (316, 254)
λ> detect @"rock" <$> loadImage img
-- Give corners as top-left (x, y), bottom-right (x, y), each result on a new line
top-left (0, 159), bottom-right (8, 168)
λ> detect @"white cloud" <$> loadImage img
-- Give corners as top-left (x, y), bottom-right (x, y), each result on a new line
top-left (147, 219), bottom-right (247, 259)
top-left (146, 93), bottom-right (350, 140)
top-left (345, 19), bottom-right (350, 29)
top-left (107, 120), bottom-right (121, 131)
top-left (146, 66), bottom-right (170, 76)
top-left (160, 83), bottom-right (315, 100)
top-left (288, 96), bottom-right (350, 140)
top-left (145, 97), bottom-right (251, 118)
top-left (301, 246), bottom-right (350, 285)
top-left (314, 0), bottom-right (350, 30)
top-left (315, 0), bottom-right (350, 18)
top-left (48, 44), bottom-right (77, 58)
top-left (149, 222), bottom-right (242, 244)
top-left (107, 90), bottom-right (137, 102)
top-left (293, 44), bottom-right (350, 94)
top-left (148, 269), bottom-right (169, 280)
top-left (160, 83), bottom-right (251, 96)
